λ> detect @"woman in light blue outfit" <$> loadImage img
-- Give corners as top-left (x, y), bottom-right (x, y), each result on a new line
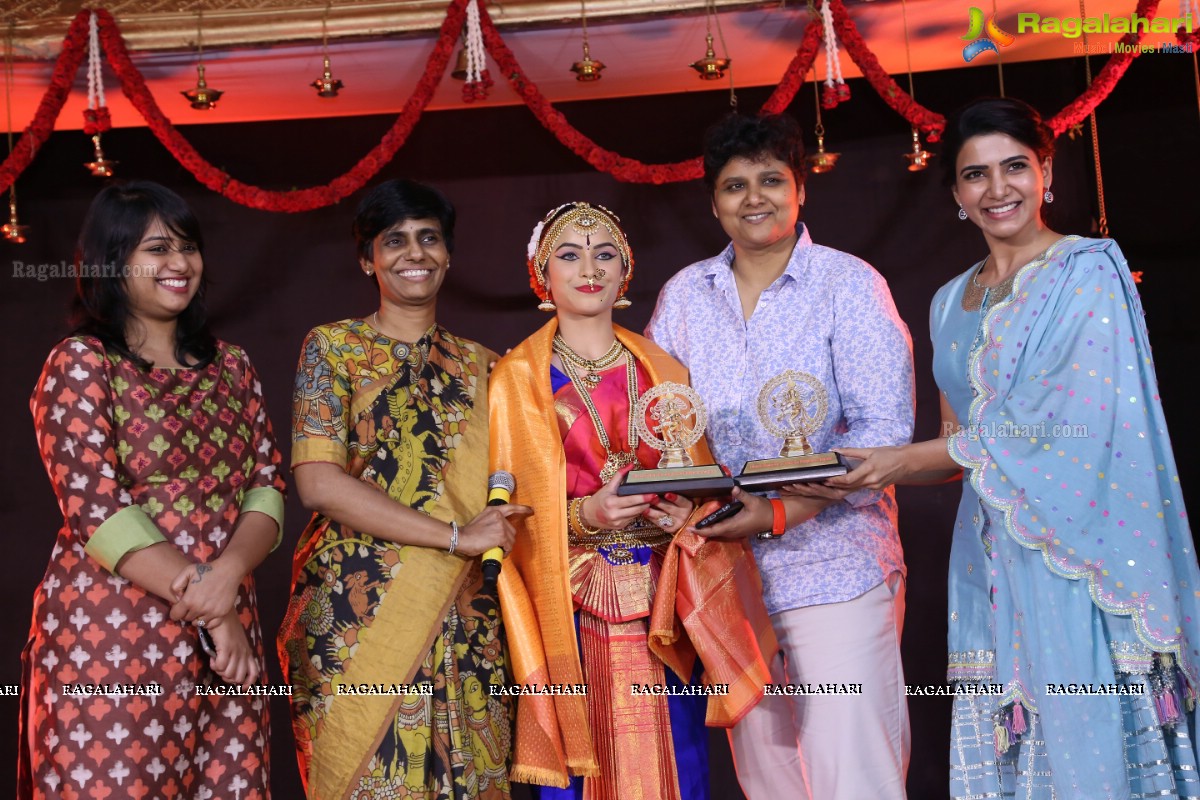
top-left (809, 97), bottom-right (1200, 798)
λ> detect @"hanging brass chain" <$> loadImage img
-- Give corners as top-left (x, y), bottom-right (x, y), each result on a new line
top-left (1078, 0), bottom-right (1109, 237)
top-left (5, 22), bottom-right (17, 213)
top-left (901, 0), bottom-right (915, 99)
top-left (991, 0), bottom-right (1006, 96)
top-left (1193, 45), bottom-right (1200, 127)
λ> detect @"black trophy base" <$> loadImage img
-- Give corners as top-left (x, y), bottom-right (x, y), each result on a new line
top-left (616, 463), bottom-right (736, 498)
top-left (735, 452), bottom-right (851, 493)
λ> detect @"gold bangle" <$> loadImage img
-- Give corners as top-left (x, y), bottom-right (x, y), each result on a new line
top-left (570, 496), bottom-right (602, 537)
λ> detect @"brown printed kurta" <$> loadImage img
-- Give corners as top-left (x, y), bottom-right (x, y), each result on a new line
top-left (20, 337), bottom-right (286, 800)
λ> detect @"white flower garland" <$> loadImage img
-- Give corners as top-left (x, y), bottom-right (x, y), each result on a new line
top-left (820, 0), bottom-right (845, 93)
top-left (464, 0), bottom-right (486, 84)
top-left (87, 11), bottom-right (106, 111)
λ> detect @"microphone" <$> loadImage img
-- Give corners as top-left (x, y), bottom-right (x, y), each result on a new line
top-left (482, 471), bottom-right (515, 586)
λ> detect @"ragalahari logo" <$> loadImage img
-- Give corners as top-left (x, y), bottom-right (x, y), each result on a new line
top-left (962, 7), bottom-right (1016, 61)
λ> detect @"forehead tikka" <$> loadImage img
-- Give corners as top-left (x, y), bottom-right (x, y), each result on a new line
top-left (531, 203), bottom-right (631, 288)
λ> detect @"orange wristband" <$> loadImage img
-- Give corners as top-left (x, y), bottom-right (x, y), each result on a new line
top-left (770, 498), bottom-right (787, 537)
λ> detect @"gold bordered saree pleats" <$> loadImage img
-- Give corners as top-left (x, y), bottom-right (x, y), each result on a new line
top-left (580, 613), bottom-right (682, 800)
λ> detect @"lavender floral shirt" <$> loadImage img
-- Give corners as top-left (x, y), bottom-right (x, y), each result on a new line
top-left (646, 225), bottom-right (914, 614)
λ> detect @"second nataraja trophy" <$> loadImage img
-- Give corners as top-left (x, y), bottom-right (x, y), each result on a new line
top-left (615, 381), bottom-right (736, 497)
top-left (735, 369), bottom-right (854, 492)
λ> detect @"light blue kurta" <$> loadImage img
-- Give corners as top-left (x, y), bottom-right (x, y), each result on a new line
top-left (930, 237), bottom-right (1200, 799)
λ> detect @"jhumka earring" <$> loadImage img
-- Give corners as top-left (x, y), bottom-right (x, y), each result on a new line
top-left (613, 297), bottom-right (632, 309)
top-left (538, 299), bottom-right (557, 312)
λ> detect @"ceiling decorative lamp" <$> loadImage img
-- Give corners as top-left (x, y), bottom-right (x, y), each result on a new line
top-left (904, 127), bottom-right (933, 171)
top-left (807, 69), bottom-right (839, 174)
top-left (311, 7), bottom-right (343, 97)
top-left (311, 56), bottom-right (343, 98)
top-left (181, 10), bottom-right (222, 110)
top-left (2, 192), bottom-right (29, 244)
top-left (451, 40), bottom-right (470, 80)
top-left (570, 0), bottom-right (605, 81)
top-left (899, 0), bottom-right (932, 171)
top-left (85, 134), bottom-right (117, 178)
top-left (689, 0), bottom-right (730, 80)
top-left (3, 24), bottom-right (28, 243)
top-left (83, 12), bottom-right (116, 177)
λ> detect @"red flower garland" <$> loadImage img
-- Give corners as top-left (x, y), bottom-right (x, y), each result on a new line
top-left (0, 1), bottom-right (1163, 207)
top-left (93, 2), bottom-right (466, 211)
top-left (828, 0), bottom-right (1160, 141)
top-left (0, 12), bottom-right (89, 192)
top-left (478, 0), bottom-right (701, 184)
top-left (82, 107), bottom-right (112, 136)
top-left (760, 20), bottom-right (823, 115)
top-left (477, 1), bottom-right (822, 184)
top-left (828, 0), bottom-right (945, 140)
top-left (1047, 0), bottom-right (1160, 135)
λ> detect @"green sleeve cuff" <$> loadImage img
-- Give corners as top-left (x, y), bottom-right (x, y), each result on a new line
top-left (241, 486), bottom-right (286, 551)
top-left (85, 505), bottom-right (168, 575)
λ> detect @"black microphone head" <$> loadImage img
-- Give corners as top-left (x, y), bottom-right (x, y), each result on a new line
top-left (482, 560), bottom-right (502, 586)
top-left (488, 470), bottom-right (515, 494)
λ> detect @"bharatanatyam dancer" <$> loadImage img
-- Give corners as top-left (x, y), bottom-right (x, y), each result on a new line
top-left (828, 97), bottom-right (1200, 798)
top-left (489, 201), bottom-right (776, 800)
top-left (278, 179), bottom-right (529, 799)
top-left (21, 181), bottom-right (286, 798)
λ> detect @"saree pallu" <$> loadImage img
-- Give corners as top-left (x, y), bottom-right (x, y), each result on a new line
top-left (279, 321), bottom-right (512, 800)
top-left (489, 320), bottom-right (777, 795)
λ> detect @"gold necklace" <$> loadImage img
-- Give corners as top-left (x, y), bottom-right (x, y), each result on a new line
top-left (558, 346), bottom-right (641, 484)
top-left (553, 334), bottom-right (623, 388)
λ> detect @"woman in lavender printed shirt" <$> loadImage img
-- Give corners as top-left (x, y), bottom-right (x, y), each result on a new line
top-left (647, 112), bottom-right (915, 800)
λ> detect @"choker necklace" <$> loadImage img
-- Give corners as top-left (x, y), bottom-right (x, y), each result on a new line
top-left (970, 256), bottom-right (1013, 291)
top-left (553, 334), bottom-right (624, 388)
top-left (970, 256), bottom-right (991, 289)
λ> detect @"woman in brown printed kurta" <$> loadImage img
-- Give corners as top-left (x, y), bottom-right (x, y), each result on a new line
top-left (19, 182), bottom-right (286, 800)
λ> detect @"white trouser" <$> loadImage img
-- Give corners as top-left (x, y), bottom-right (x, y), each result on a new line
top-left (729, 572), bottom-right (910, 800)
